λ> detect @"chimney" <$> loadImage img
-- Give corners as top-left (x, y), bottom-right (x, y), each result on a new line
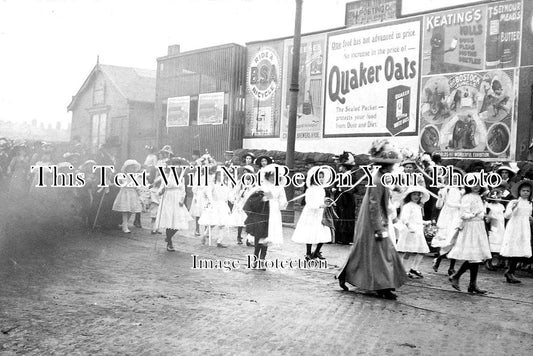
top-left (168, 44), bottom-right (180, 56)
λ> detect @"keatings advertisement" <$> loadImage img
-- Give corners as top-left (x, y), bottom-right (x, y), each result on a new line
top-left (166, 96), bottom-right (190, 127)
top-left (323, 19), bottom-right (421, 137)
top-left (245, 42), bottom-right (284, 137)
top-left (422, 1), bottom-right (522, 75)
top-left (280, 33), bottom-right (325, 140)
top-left (419, 69), bottom-right (517, 160)
top-left (197, 92), bottom-right (224, 125)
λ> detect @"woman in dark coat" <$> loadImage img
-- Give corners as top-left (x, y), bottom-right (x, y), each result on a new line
top-left (337, 140), bottom-right (408, 300)
top-left (333, 152), bottom-right (358, 244)
top-left (243, 190), bottom-right (270, 268)
top-left (90, 137), bottom-right (121, 230)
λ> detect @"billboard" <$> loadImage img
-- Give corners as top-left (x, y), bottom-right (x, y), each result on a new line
top-left (345, 0), bottom-right (397, 27)
top-left (245, 42), bottom-right (284, 137)
top-left (197, 92), bottom-right (224, 125)
top-left (419, 69), bottom-right (517, 159)
top-left (280, 33), bottom-right (325, 140)
top-left (166, 96), bottom-right (190, 127)
top-left (323, 18), bottom-right (421, 137)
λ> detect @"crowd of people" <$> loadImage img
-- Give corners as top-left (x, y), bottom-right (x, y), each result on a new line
top-left (1, 135), bottom-right (532, 300)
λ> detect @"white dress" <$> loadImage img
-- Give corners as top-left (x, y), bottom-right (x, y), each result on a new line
top-left (198, 183), bottom-right (232, 226)
top-left (431, 187), bottom-right (463, 251)
top-left (292, 186), bottom-right (332, 244)
top-left (189, 183), bottom-right (209, 218)
top-left (112, 176), bottom-right (142, 213)
top-left (500, 199), bottom-right (533, 258)
top-left (447, 194), bottom-right (492, 262)
top-left (485, 201), bottom-right (505, 253)
top-left (396, 202), bottom-right (429, 253)
top-left (155, 178), bottom-right (192, 230)
top-left (228, 182), bottom-right (251, 227)
top-left (261, 181), bottom-right (287, 246)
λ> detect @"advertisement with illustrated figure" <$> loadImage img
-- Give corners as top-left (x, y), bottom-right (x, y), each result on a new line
top-left (245, 42), bottom-right (283, 137)
top-left (280, 34), bottom-right (325, 140)
top-left (166, 96), bottom-right (190, 127)
top-left (419, 69), bottom-right (516, 159)
top-left (422, 4), bottom-right (486, 75)
top-left (197, 92), bottom-right (224, 125)
top-left (323, 19), bottom-right (421, 137)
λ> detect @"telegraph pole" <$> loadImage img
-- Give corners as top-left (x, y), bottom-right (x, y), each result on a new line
top-left (285, 0), bottom-right (303, 221)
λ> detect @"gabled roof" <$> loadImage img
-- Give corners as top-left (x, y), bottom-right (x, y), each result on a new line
top-left (67, 64), bottom-right (156, 111)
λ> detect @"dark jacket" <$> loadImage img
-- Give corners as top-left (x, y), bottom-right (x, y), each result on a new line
top-left (243, 191), bottom-right (270, 239)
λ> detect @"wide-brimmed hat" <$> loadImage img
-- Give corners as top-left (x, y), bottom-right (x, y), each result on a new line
top-left (401, 186), bottom-right (430, 204)
top-left (167, 156), bottom-right (190, 166)
top-left (255, 155), bottom-right (273, 166)
top-left (486, 187), bottom-right (507, 202)
top-left (260, 163), bottom-right (289, 186)
top-left (369, 139), bottom-right (401, 164)
top-left (510, 179), bottom-right (533, 199)
top-left (337, 151), bottom-right (356, 166)
top-left (121, 159), bottom-right (141, 172)
top-left (242, 165), bottom-right (255, 173)
top-left (497, 165), bottom-right (518, 177)
top-left (400, 159), bottom-right (417, 167)
top-left (159, 145), bottom-right (173, 156)
top-left (306, 165), bottom-right (334, 188)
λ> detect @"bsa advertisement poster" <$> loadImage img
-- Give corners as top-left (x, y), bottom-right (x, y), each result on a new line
top-left (419, 69), bottom-right (517, 160)
top-left (280, 33), bottom-right (325, 140)
top-left (245, 42), bottom-right (283, 137)
top-left (166, 96), bottom-right (190, 127)
top-left (323, 19), bottom-right (421, 137)
top-left (197, 92), bottom-right (224, 125)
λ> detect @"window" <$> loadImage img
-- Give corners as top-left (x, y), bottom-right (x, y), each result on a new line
top-left (91, 113), bottom-right (107, 151)
top-left (93, 82), bottom-right (105, 106)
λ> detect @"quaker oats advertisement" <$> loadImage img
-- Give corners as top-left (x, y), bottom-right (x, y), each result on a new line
top-left (419, 68), bottom-right (517, 160)
top-left (323, 19), bottom-right (421, 137)
top-left (280, 33), bottom-right (325, 140)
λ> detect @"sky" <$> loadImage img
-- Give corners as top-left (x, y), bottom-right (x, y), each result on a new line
top-left (0, 0), bottom-right (348, 129)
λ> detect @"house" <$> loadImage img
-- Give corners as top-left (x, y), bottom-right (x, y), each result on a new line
top-left (67, 61), bottom-right (156, 163)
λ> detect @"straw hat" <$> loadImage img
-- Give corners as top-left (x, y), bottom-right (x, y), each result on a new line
top-left (400, 159), bottom-right (417, 167)
top-left (485, 187), bottom-right (507, 202)
top-left (306, 165), bottom-right (334, 188)
top-left (167, 156), bottom-right (190, 166)
top-left (121, 159), bottom-right (141, 172)
top-left (401, 186), bottom-right (430, 204)
top-left (242, 165), bottom-right (255, 173)
top-left (159, 145), bottom-right (174, 156)
top-left (510, 180), bottom-right (533, 199)
top-left (497, 164), bottom-right (518, 177)
top-left (369, 139), bottom-right (401, 164)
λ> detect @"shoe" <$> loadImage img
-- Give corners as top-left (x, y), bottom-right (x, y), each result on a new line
top-left (122, 228), bottom-right (131, 234)
top-left (156, 231), bottom-right (162, 235)
top-left (246, 240), bottom-right (253, 247)
top-left (467, 285), bottom-right (488, 295)
top-left (166, 244), bottom-right (175, 252)
top-left (504, 272), bottom-right (521, 284)
top-left (377, 290), bottom-right (397, 300)
top-left (337, 276), bottom-right (349, 291)
top-left (237, 241), bottom-right (243, 245)
top-left (217, 243), bottom-right (227, 248)
top-left (484, 260), bottom-right (497, 271)
top-left (447, 269), bottom-right (455, 276)
top-left (194, 231), bottom-right (200, 237)
top-left (449, 276), bottom-right (461, 291)
top-left (432, 258), bottom-right (440, 272)
top-left (409, 269), bottom-right (423, 278)
top-left (151, 231), bottom-right (157, 235)
top-left (313, 251), bottom-right (326, 260)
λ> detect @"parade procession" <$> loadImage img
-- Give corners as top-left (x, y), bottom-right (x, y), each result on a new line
top-left (1, 1), bottom-right (533, 355)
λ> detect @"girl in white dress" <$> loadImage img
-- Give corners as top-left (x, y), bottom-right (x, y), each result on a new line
top-left (397, 186), bottom-right (431, 278)
top-left (156, 159), bottom-right (193, 252)
top-left (500, 180), bottom-right (533, 284)
top-left (483, 188), bottom-right (506, 270)
top-left (112, 160), bottom-right (143, 233)
top-left (229, 165), bottom-right (255, 244)
top-left (198, 169), bottom-right (232, 247)
top-left (292, 166), bottom-right (334, 260)
top-left (448, 174), bottom-right (492, 294)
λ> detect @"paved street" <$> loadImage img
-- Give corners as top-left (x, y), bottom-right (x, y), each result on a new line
top-left (1, 210), bottom-right (533, 355)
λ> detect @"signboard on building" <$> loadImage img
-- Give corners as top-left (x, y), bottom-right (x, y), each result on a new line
top-left (345, 0), bottom-right (397, 27)
top-left (400, 0), bottom-right (485, 17)
top-left (323, 19), bottom-right (421, 137)
top-left (280, 33), bottom-right (325, 140)
top-left (245, 42), bottom-right (284, 137)
top-left (197, 92), bottom-right (224, 125)
top-left (419, 69), bottom-right (517, 160)
top-left (166, 96), bottom-right (190, 127)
